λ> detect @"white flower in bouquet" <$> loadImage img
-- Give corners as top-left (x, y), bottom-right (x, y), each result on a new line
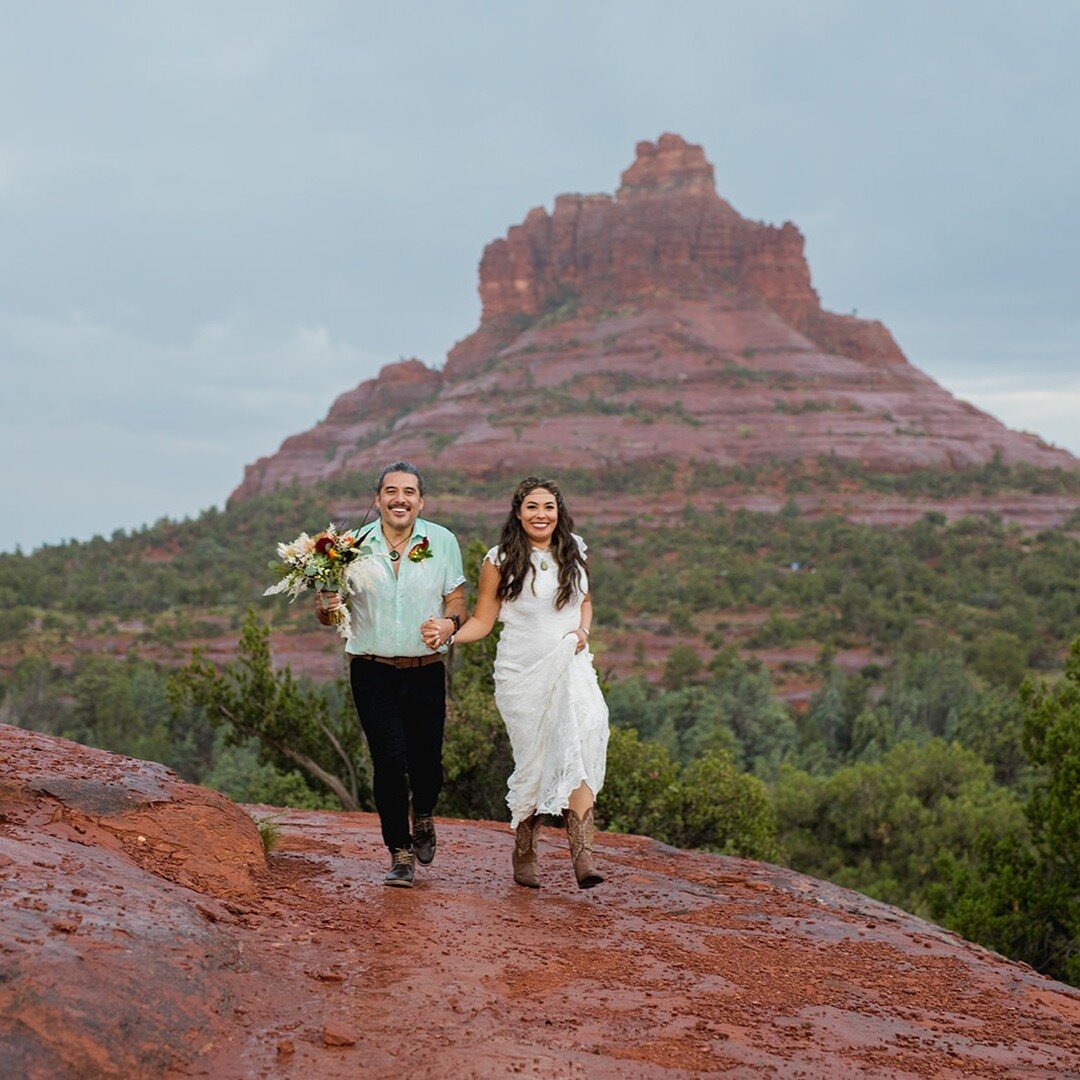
top-left (264, 523), bottom-right (381, 637)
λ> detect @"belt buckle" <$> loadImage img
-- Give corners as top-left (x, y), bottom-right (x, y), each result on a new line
top-left (394, 656), bottom-right (414, 669)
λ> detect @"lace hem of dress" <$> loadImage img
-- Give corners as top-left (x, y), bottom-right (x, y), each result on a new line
top-left (507, 770), bottom-right (592, 830)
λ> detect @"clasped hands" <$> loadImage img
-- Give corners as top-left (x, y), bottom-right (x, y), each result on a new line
top-left (421, 616), bottom-right (457, 651)
top-left (419, 621), bottom-right (587, 653)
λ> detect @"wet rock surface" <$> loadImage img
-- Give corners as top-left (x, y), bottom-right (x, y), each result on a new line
top-left (3, 725), bottom-right (1079, 1078)
top-left (0, 726), bottom-right (263, 1077)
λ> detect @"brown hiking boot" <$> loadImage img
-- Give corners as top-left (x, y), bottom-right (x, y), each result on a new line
top-left (383, 847), bottom-right (415, 887)
top-left (413, 814), bottom-right (436, 865)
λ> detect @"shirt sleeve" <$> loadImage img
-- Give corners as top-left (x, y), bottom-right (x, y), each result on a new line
top-left (573, 533), bottom-right (588, 557)
top-left (442, 531), bottom-right (466, 596)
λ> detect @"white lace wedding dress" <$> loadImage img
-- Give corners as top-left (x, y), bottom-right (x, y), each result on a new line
top-left (485, 537), bottom-right (609, 828)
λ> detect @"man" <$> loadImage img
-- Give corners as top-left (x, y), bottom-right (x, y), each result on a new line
top-left (316, 462), bottom-right (466, 887)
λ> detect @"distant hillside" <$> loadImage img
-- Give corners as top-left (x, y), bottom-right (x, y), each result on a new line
top-left (3, 483), bottom-right (1078, 690)
top-left (231, 133), bottom-right (1076, 516)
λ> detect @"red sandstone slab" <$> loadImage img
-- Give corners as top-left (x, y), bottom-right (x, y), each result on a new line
top-left (2, 726), bottom-right (1079, 1077)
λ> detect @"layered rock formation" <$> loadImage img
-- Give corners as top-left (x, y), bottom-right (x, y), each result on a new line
top-left (3, 726), bottom-right (1080, 1077)
top-left (469, 132), bottom-right (902, 370)
top-left (231, 135), bottom-right (1075, 506)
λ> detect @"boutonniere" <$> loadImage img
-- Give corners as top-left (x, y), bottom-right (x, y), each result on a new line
top-left (408, 537), bottom-right (433, 562)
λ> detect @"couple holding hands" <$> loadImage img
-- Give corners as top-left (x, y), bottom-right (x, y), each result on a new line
top-left (316, 461), bottom-right (609, 889)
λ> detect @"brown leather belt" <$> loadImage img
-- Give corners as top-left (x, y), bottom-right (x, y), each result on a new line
top-left (353, 653), bottom-right (443, 669)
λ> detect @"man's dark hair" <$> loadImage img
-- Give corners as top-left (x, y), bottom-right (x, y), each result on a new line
top-left (375, 461), bottom-right (425, 497)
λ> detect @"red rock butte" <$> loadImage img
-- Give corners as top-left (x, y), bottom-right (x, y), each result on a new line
top-left (231, 134), bottom-right (1076, 509)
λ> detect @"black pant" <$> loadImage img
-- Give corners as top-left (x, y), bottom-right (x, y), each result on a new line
top-left (349, 658), bottom-right (446, 852)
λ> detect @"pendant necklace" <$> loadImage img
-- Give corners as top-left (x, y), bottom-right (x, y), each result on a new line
top-left (385, 532), bottom-right (410, 562)
top-left (535, 547), bottom-right (550, 571)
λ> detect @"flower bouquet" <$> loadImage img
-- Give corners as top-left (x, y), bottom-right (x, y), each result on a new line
top-left (263, 523), bottom-right (377, 638)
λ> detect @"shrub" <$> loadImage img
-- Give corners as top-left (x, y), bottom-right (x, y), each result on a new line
top-left (599, 728), bottom-right (779, 860)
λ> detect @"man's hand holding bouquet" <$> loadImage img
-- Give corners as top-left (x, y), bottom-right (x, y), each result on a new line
top-left (264, 523), bottom-right (379, 638)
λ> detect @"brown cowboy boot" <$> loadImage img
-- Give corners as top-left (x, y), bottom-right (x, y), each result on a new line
top-left (563, 806), bottom-right (604, 889)
top-left (512, 814), bottom-right (541, 888)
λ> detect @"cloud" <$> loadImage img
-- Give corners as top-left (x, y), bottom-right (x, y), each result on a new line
top-left (0, 143), bottom-right (23, 196)
top-left (938, 372), bottom-right (1080, 456)
top-left (121, 4), bottom-right (297, 84)
top-left (0, 311), bottom-right (389, 550)
top-left (2, 3), bottom-right (1078, 551)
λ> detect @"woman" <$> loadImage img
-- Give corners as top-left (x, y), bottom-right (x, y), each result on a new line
top-left (422, 477), bottom-right (609, 889)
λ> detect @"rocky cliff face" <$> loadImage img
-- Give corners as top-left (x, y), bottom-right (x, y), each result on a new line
top-left (468, 132), bottom-right (901, 370)
top-left (3, 726), bottom-right (1080, 1077)
top-left (231, 134), bottom-right (1075, 506)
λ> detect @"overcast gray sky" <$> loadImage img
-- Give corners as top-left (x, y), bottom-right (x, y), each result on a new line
top-left (2, 1), bottom-right (1077, 553)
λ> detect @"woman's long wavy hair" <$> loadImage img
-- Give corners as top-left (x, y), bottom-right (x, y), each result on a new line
top-left (495, 477), bottom-right (585, 610)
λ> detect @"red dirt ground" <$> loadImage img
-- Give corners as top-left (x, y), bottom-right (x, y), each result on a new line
top-left (3, 726), bottom-right (1079, 1078)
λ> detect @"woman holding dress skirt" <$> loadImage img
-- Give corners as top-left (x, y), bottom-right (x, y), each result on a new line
top-left (421, 477), bottom-right (609, 888)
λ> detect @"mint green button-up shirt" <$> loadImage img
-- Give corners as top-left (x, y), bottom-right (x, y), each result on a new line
top-left (343, 518), bottom-right (465, 658)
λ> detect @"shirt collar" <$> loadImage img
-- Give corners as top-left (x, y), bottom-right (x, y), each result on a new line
top-left (361, 518), bottom-right (427, 549)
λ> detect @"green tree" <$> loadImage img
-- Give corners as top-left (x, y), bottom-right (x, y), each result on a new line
top-left (669, 750), bottom-right (779, 860)
top-left (201, 730), bottom-right (339, 809)
top-left (70, 656), bottom-right (173, 765)
top-left (599, 727), bottom-right (779, 860)
top-left (930, 639), bottom-right (1080, 986)
top-left (600, 726), bottom-right (680, 839)
top-left (170, 609), bottom-right (369, 810)
top-left (605, 676), bottom-right (652, 736)
top-left (662, 644), bottom-right (703, 689)
top-left (649, 685), bottom-right (740, 764)
top-left (798, 666), bottom-right (866, 766)
top-left (1022, 639), bottom-right (1080, 889)
top-left (712, 661), bottom-right (797, 775)
top-left (0, 654), bottom-right (72, 735)
top-left (774, 738), bottom-right (1025, 918)
top-left (440, 678), bottom-right (514, 821)
top-left (946, 687), bottom-right (1028, 787)
top-left (969, 630), bottom-right (1028, 690)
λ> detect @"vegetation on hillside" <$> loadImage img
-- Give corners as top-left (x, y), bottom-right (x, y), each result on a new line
top-left (2, 478), bottom-right (1079, 985)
